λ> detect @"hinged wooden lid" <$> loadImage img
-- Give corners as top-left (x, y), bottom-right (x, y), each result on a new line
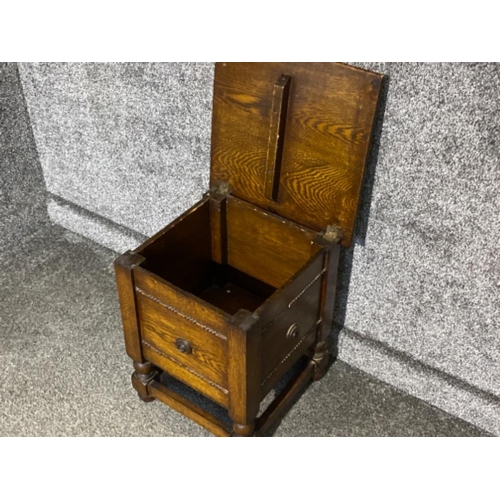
top-left (210, 62), bottom-right (384, 246)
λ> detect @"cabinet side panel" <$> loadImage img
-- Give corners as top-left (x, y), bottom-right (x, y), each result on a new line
top-left (253, 249), bottom-right (325, 396)
top-left (261, 328), bottom-right (317, 398)
top-left (226, 196), bottom-right (318, 288)
top-left (136, 198), bottom-right (212, 296)
top-left (254, 249), bottom-right (325, 327)
top-left (261, 279), bottom-right (322, 380)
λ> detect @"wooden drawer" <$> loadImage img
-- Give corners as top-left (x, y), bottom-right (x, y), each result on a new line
top-left (134, 266), bottom-right (230, 406)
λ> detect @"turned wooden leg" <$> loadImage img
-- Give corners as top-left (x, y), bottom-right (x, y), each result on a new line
top-left (131, 361), bottom-right (157, 402)
top-left (312, 341), bottom-right (329, 381)
top-left (232, 421), bottom-right (255, 437)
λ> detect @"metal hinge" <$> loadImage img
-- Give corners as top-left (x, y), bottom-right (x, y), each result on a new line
top-left (322, 225), bottom-right (344, 243)
top-left (209, 180), bottom-right (230, 197)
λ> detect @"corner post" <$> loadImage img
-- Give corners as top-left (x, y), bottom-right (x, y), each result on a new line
top-left (114, 251), bottom-right (156, 402)
top-left (312, 227), bottom-right (342, 381)
top-left (208, 181), bottom-right (230, 265)
top-left (227, 309), bottom-right (261, 436)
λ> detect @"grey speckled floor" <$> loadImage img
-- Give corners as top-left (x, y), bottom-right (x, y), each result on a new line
top-left (0, 223), bottom-right (487, 436)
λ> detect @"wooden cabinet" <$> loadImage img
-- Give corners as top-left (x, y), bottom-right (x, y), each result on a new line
top-left (114, 62), bottom-right (384, 436)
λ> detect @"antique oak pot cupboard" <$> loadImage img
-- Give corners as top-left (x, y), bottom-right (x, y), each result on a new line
top-left (114, 62), bottom-right (384, 436)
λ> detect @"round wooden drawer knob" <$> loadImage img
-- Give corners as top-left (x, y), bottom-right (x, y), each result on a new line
top-left (175, 338), bottom-right (192, 355)
top-left (286, 323), bottom-right (299, 340)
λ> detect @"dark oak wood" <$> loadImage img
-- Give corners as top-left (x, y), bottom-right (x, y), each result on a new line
top-left (256, 360), bottom-right (316, 437)
top-left (114, 62), bottom-right (384, 436)
top-left (227, 309), bottom-right (261, 436)
top-left (135, 197), bottom-right (210, 255)
top-left (251, 248), bottom-right (325, 327)
top-left (254, 248), bottom-right (325, 395)
top-left (226, 195), bottom-right (320, 288)
top-left (264, 74), bottom-right (292, 202)
top-left (136, 292), bottom-right (228, 389)
top-left (137, 198), bottom-right (212, 296)
top-left (114, 251), bottom-right (146, 362)
top-left (313, 240), bottom-right (341, 380)
top-left (134, 266), bottom-right (232, 338)
top-left (198, 279), bottom-right (272, 316)
top-left (262, 326), bottom-right (318, 398)
top-left (131, 361), bottom-right (157, 402)
top-left (143, 341), bottom-right (229, 407)
top-left (211, 62), bottom-right (383, 246)
top-left (209, 193), bottom-right (228, 264)
top-left (133, 265), bottom-right (231, 406)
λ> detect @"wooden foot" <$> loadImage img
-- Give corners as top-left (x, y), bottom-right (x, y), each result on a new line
top-left (131, 361), bottom-right (157, 403)
top-left (232, 422), bottom-right (255, 437)
top-left (233, 422), bottom-right (255, 437)
top-left (312, 341), bottom-right (329, 381)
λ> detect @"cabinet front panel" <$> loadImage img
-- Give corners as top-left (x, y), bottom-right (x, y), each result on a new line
top-left (137, 292), bottom-right (228, 389)
top-left (143, 342), bottom-right (229, 407)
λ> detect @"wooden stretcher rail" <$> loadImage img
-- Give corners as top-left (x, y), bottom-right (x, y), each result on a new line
top-left (255, 360), bottom-right (315, 437)
top-left (149, 379), bottom-right (232, 437)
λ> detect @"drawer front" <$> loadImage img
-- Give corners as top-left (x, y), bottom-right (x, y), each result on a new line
top-left (134, 268), bottom-right (229, 405)
top-left (143, 342), bottom-right (229, 407)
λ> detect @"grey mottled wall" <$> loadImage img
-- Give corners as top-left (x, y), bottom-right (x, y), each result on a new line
top-left (0, 63), bottom-right (48, 254)
top-left (18, 63), bottom-right (500, 434)
top-left (18, 63), bottom-right (213, 251)
top-left (340, 63), bottom-right (500, 434)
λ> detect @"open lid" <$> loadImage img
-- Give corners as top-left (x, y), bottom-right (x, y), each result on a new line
top-left (210, 62), bottom-right (384, 246)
